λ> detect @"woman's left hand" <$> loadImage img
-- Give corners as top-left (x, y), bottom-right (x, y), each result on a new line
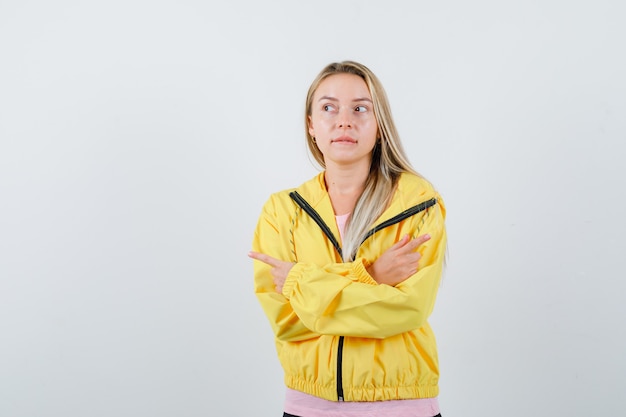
top-left (248, 251), bottom-right (295, 293)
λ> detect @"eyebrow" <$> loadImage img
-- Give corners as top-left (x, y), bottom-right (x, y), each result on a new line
top-left (318, 95), bottom-right (373, 103)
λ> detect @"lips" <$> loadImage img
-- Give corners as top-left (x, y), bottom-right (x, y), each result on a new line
top-left (331, 135), bottom-right (357, 143)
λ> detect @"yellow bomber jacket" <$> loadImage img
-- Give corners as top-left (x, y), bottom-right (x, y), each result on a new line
top-left (252, 172), bottom-right (447, 402)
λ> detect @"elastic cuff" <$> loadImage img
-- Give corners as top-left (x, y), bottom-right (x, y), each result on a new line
top-left (282, 263), bottom-right (305, 299)
top-left (352, 258), bottom-right (378, 285)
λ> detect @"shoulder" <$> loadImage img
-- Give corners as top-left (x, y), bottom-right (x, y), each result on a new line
top-left (397, 172), bottom-right (439, 200)
top-left (262, 172), bottom-right (325, 213)
top-left (396, 172), bottom-right (446, 217)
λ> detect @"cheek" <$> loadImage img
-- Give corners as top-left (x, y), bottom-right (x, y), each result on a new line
top-left (313, 116), bottom-right (334, 132)
top-left (362, 118), bottom-right (378, 135)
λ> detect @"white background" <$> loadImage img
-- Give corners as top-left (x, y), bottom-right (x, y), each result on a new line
top-left (1, 1), bottom-right (625, 416)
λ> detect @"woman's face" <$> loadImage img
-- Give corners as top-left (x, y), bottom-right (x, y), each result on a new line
top-left (308, 73), bottom-right (378, 168)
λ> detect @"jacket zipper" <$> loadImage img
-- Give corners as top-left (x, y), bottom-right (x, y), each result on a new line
top-left (289, 191), bottom-right (343, 258)
top-left (289, 191), bottom-right (437, 401)
top-left (336, 335), bottom-right (345, 401)
top-left (359, 198), bottom-right (437, 244)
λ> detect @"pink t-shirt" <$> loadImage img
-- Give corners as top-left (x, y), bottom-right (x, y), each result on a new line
top-left (282, 213), bottom-right (440, 417)
top-left (335, 212), bottom-right (350, 243)
top-left (284, 388), bottom-right (440, 417)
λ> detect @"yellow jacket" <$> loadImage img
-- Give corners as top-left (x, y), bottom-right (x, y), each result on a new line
top-left (252, 172), bottom-right (447, 402)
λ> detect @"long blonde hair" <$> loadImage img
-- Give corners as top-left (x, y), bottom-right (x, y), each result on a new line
top-left (305, 61), bottom-right (421, 261)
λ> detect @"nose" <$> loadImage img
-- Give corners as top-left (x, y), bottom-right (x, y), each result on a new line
top-left (337, 107), bottom-right (353, 128)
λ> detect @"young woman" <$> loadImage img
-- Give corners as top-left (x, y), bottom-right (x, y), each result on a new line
top-left (249, 61), bottom-right (447, 417)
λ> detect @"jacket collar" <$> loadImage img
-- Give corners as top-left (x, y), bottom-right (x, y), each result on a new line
top-left (293, 171), bottom-right (441, 230)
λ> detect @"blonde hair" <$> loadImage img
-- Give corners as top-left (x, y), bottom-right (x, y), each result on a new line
top-left (305, 61), bottom-right (421, 261)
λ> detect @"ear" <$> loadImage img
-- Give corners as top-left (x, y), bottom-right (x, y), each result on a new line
top-left (307, 115), bottom-right (315, 137)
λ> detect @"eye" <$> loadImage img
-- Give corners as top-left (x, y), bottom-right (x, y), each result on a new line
top-left (355, 105), bottom-right (368, 112)
top-left (323, 104), bottom-right (336, 112)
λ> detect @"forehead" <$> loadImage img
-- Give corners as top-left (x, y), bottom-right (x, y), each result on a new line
top-left (314, 73), bottom-right (371, 99)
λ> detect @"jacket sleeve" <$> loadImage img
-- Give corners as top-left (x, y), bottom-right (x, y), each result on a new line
top-left (282, 200), bottom-right (447, 339)
top-left (252, 195), bottom-right (321, 342)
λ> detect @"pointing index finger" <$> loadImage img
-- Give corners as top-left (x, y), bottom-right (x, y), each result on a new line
top-left (248, 251), bottom-right (280, 267)
top-left (402, 234), bottom-right (431, 252)
top-left (413, 234), bottom-right (431, 245)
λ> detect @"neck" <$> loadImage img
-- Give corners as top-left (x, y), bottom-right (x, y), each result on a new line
top-left (324, 161), bottom-right (371, 215)
top-left (324, 162), bottom-right (369, 195)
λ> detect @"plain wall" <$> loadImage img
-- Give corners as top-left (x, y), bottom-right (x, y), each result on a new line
top-left (1, 1), bottom-right (625, 416)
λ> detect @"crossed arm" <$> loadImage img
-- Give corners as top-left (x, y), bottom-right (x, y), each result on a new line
top-left (251, 198), bottom-right (446, 340)
top-left (249, 233), bottom-right (431, 292)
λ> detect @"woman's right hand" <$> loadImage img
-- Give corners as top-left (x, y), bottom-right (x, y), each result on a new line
top-left (366, 234), bottom-right (431, 286)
